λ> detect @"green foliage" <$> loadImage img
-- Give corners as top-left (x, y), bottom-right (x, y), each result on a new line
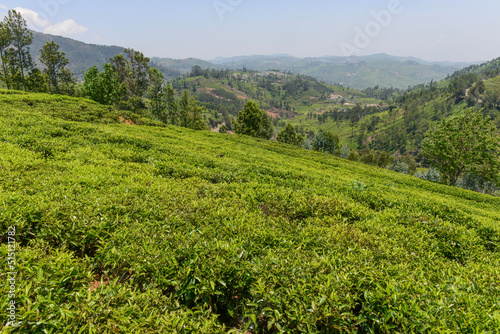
top-left (312, 131), bottom-right (339, 155)
top-left (82, 64), bottom-right (123, 106)
top-left (2, 10), bottom-right (34, 91)
top-left (148, 67), bottom-right (166, 121)
top-left (234, 100), bottom-right (273, 139)
top-left (276, 123), bottom-right (304, 147)
top-left (422, 108), bottom-right (500, 186)
top-left (388, 161), bottom-right (409, 175)
top-left (1, 91), bottom-right (500, 333)
top-left (39, 41), bottom-right (73, 94)
top-left (415, 167), bottom-right (441, 183)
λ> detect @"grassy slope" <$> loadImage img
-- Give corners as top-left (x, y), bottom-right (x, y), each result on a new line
top-left (0, 92), bottom-right (500, 333)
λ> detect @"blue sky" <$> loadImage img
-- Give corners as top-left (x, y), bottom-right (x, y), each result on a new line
top-left (2, 0), bottom-right (500, 62)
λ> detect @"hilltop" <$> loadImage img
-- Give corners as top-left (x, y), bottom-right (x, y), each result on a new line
top-left (0, 91), bottom-right (499, 332)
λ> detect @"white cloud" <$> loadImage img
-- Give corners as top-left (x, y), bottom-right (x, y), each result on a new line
top-left (14, 7), bottom-right (50, 27)
top-left (44, 19), bottom-right (88, 36)
top-left (0, 5), bottom-right (8, 10)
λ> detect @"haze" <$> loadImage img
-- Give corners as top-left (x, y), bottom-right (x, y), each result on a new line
top-left (2, 0), bottom-right (499, 63)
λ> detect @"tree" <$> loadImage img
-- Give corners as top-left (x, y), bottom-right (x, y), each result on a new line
top-left (421, 108), bottom-right (500, 186)
top-left (165, 84), bottom-right (178, 125)
top-left (187, 98), bottom-right (207, 130)
top-left (83, 64), bottom-right (123, 105)
top-left (0, 22), bottom-right (11, 89)
top-left (4, 10), bottom-right (33, 91)
top-left (148, 68), bottom-right (166, 122)
top-left (26, 68), bottom-right (47, 92)
top-left (178, 90), bottom-right (190, 128)
top-left (312, 130), bottom-right (339, 155)
top-left (277, 123), bottom-right (304, 147)
top-left (125, 48), bottom-right (150, 98)
top-left (39, 41), bottom-right (70, 94)
top-left (234, 100), bottom-right (273, 139)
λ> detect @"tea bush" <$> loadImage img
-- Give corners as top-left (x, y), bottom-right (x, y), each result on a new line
top-left (0, 92), bottom-right (499, 333)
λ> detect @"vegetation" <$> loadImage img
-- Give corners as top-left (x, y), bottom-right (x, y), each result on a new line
top-left (422, 108), bottom-right (500, 186)
top-left (1, 91), bottom-right (500, 333)
top-left (276, 123), bottom-right (304, 147)
top-left (234, 100), bottom-right (273, 139)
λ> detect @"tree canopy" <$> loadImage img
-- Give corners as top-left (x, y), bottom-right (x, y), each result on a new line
top-left (277, 123), bottom-right (304, 147)
top-left (421, 108), bottom-right (500, 186)
top-left (234, 100), bottom-right (273, 139)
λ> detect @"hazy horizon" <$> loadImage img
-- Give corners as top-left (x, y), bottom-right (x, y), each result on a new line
top-left (2, 0), bottom-right (499, 63)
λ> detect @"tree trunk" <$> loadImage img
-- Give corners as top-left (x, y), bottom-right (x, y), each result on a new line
top-left (18, 48), bottom-right (27, 91)
top-left (0, 50), bottom-right (10, 90)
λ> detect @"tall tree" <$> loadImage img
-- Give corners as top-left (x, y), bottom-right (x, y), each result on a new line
top-left (39, 41), bottom-right (70, 94)
top-left (178, 90), bottom-right (190, 128)
top-left (421, 108), bottom-right (500, 186)
top-left (125, 48), bottom-right (150, 98)
top-left (187, 98), bottom-right (207, 130)
top-left (148, 68), bottom-right (166, 122)
top-left (5, 10), bottom-right (33, 91)
top-left (165, 84), bottom-right (178, 125)
top-left (0, 22), bottom-right (11, 89)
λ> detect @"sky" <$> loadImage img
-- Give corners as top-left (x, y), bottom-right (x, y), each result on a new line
top-left (1, 0), bottom-right (500, 63)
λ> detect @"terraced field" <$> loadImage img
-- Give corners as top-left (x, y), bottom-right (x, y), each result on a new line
top-left (0, 91), bottom-right (499, 333)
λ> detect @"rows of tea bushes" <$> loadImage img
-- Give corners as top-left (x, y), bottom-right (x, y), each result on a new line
top-left (0, 92), bottom-right (500, 333)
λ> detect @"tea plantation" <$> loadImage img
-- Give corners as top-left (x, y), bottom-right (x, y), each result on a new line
top-left (1, 91), bottom-right (500, 333)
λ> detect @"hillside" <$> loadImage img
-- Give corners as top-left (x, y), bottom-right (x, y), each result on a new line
top-left (208, 54), bottom-right (469, 89)
top-left (1, 91), bottom-right (499, 332)
top-left (29, 32), bottom-right (468, 88)
top-left (170, 68), bottom-right (381, 137)
top-left (30, 32), bottom-right (213, 80)
top-left (278, 58), bottom-right (500, 156)
top-left (30, 31), bottom-right (125, 79)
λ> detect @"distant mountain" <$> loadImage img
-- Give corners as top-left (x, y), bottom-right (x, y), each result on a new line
top-left (207, 54), bottom-right (473, 89)
top-left (30, 32), bottom-right (212, 80)
top-left (30, 31), bottom-right (125, 78)
top-left (30, 31), bottom-right (472, 89)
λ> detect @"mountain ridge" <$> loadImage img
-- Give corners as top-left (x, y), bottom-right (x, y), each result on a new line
top-left (30, 31), bottom-right (472, 89)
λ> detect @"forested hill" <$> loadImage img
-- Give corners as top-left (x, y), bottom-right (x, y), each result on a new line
top-left (30, 32), bottom-right (213, 80)
top-left (30, 31), bottom-right (125, 79)
top-left (169, 67), bottom-right (377, 134)
top-left (30, 31), bottom-right (469, 88)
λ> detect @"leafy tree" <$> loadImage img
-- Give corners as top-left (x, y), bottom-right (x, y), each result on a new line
top-left (148, 68), bottom-right (166, 122)
top-left (0, 22), bottom-right (11, 89)
top-left (277, 123), bottom-right (304, 147)
top-left (39, 41), bottom-right (71, 94)
top-left (312, 130), bottom-right (339, 155)
top-left (58, 68), bottom-right (76, 96)
top-left (187, 98), bottom-right (207, 130)
top-left (125, 48), bottom-right (150, 98)
top-left (4, 10), bottom-right (33, 91)
top-left (26, 68), bottom-right (47, 92)
top-left (165, 84), bottom-right (177, 125)
top-left (340, 145), bottom-right (351, 159)
top-left (83, 64), bottom-right (123, 105)
top-left (234, 100), bottom-right (273, 139)
top-left (178, 90), bottom-right (190, 128)
top-left (421, 108), bottom-right (500, 186)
